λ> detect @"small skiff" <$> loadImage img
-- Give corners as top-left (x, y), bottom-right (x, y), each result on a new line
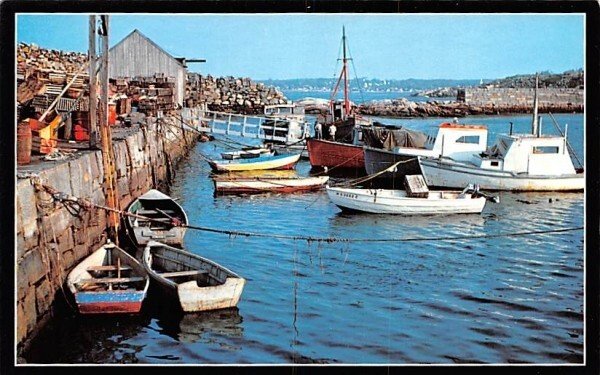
top-left (213, 175), bottom-right (329, 195)
top-left (208, 153), bottom-right (301, 173)
top-left (142, 241), bottom-right (246, 313)
top-left (126, 189), bottom-right (188, 247)
top-left (220, 147), bottom-right (274, 160)
top-left (66, 242), bottom-right (150, 314)
top-left (326, 185), bottom-right (489, 215)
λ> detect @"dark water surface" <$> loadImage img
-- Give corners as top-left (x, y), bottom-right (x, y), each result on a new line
top-left (23, 114), bottom-right (584, 364)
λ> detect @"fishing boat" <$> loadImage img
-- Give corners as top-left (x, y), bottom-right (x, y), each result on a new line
top-left (207, 152), bottom-right (301, 173)
top-left (126, 189), bottom-right (188, 247)
top-left (213, 175), bottom-right (330, 195)
top-left (142, 241), bottom-right (246, 312)
top-left (326, 184), bottom-right (489, 215)
top-left (306, 27), bottom-right (373, 172)
top-left (418, 78), bottom-right (584, 191)
top-left (364, 122), bottom-right (489, 186)
top-left (66, 242), bottom-right (150, 314)
top-left (221, 146), bottom-right (273, 160)
top-left (262, 103), bottom-right (310, 158)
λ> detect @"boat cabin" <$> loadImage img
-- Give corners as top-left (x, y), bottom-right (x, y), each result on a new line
top-left (264, 103), bottom-right (305, 118)
top-left (477, 133), bottom-right (576, 175)
top-left (395, 122), bottom-right (488, 162)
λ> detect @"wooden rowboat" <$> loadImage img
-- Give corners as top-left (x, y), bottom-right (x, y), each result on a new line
top-left (326, 185), bottom-right (489, 215)
top-left (142, 241), bottom-right (246, 313)
top-left (126, 189), bottom-right (188, 247)
top-left (66, 242), bottom-right (150, 314)
top-left (208, 153), bottom-right (301, 173)
top-left (213, 175), bottom-right (329, 195)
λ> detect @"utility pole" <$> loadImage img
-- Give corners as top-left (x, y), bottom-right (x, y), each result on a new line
top-left (88, 15), bottom-right (98, 149)
top-left (98, 15), bottom-right (120, 243)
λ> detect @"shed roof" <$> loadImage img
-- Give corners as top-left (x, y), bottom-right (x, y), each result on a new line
top-left (110, 29), bottom-right (185, 68)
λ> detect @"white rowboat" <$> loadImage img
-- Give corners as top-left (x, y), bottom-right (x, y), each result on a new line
top-left (142, 241), bottom-right (245, 313)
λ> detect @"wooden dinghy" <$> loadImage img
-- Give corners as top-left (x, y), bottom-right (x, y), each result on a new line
top-left (126, 189), bottom-right (188, 247)
top-left (142, 241), bottom-right (246, 313)
top-left (213, 175), bottom-right (329, 195)
top-left (207, 153), bottom-right (301, 173)
top-left (66, 242), bottom-right (150, 314)
top-left (326, 184), bottom-right (490, 215)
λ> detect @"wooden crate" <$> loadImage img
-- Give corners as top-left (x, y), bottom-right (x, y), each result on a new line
top-left (404, 174), bottom-right (429, 198)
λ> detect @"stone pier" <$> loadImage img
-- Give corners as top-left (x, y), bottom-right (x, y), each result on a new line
top-left (15, 114), bottom-right (199, 356)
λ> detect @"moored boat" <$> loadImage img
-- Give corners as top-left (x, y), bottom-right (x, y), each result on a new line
top-left (66, 242), bottom-right (150, 314)
top-left (418, 77), bottom-right (584, 192)
top-left (213, 175), bottom-right (330, 195)
top-left (307, 138), bottom-right (365, 170)
top-left (326, 184), bottom-right (489, 215)
top-left (364, 122), bottom-right (488, 186)
top-left (208, 152), bottom-right (301, 172)
top-left (221, 147), bottom-right (273, 160)
top-left (126, 189), bottom-right (188, 247)
top-left (142, 241), bottom-right (246, 313)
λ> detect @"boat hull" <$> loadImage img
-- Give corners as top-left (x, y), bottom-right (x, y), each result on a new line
top-left (363, 147), bottom-right (422, 185)
top-left (214, 176), bottom-right (329, 195)
top-left (209, 153), bottom-right (301, 172)
top-left (126, 189), bottom-right (189, 247)
top-left (326, 186), bottom-right (487, 215)
top-left (75, 292), bottom-right (146, 314)
top-left (419, 158), bottom-right (585, 191)
top-left (307, 138), bottom-right (365, 171)
top-left (67, 244), bottom-right (149, 315)
top-left (143, 241), bottom-right (246, 313)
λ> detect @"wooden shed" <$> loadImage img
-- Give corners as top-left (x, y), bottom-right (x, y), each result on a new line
top-left (109, 29), bottom-right (186, 106)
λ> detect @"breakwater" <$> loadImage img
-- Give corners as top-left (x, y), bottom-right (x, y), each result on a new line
top-left (16, 115), bottom-right (199, 357)
top-left (357, 87), bottom-right (583, 118)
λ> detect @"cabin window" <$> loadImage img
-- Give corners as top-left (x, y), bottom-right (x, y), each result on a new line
top-left (455, 135), bottom-right (480, 144)
top-left (533, 146), bottom-right (559, 154)
top-left (490, 161), bottom-right (499, 167)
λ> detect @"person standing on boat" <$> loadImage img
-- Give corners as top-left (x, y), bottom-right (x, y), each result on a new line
top-left (329, 123), bottom-right (337, 141)
top-left (314, 120), bottom-right (322, 139)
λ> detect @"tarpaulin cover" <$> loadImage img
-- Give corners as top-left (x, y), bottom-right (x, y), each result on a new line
top-left (362, 122), bottom-right (428, 150)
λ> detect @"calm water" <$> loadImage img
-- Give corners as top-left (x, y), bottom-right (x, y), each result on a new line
top-left (23, 113), bottom-right (584, 364)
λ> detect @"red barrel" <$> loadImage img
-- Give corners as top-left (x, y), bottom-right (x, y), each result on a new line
top-left (17, 121), bottom-right (32, 165)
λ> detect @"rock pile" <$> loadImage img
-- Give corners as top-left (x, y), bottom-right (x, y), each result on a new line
top-left (17, 43), bottom-right (87, 73)
top-left (186, 73), bottom-right (288, 114)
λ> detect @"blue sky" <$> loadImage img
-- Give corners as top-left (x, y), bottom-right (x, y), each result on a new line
top-left (17, 14), bottom-right (584, 80)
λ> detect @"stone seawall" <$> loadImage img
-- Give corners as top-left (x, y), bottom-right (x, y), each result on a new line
top-left (16, 115), bottom-right (199, 355)
top-left (461, 87), bottom-right (583, 108)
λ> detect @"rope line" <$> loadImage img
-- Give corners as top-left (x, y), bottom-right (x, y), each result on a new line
top-left (35, 180), bottom-right (583, 245)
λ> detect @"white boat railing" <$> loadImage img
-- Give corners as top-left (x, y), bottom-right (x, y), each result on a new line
top-left (182, 109), bottom-right (297, 143)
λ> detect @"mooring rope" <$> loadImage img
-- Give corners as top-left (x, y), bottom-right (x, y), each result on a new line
top-left (333, 158), bottom-right (416, 188)
top-left (35, 180), bottom-right (583, 245)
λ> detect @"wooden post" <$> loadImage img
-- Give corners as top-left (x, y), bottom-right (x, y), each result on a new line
top-left (89, 15), bottom-right (98, 148)
top-left (98, 15), bottom-right (120, 244)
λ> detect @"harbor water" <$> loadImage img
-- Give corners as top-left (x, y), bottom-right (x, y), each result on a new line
top-left (23, 113), bottom-right (584, 364)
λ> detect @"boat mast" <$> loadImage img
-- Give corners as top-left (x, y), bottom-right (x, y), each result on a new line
top-left (531, 74), bottom-right (539, 135)
top-left (342, 26), bottom-right (350, 117)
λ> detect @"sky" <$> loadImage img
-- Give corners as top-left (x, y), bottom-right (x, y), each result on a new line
top-left (16, 14), bottom-right (584, 80)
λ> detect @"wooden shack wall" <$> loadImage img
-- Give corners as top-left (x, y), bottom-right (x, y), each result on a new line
top-left (109, 32), bottom-right (186, 105)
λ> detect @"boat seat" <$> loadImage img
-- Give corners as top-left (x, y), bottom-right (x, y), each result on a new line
top-left (76, 276), bottom-right (145, 285)
top-left (159, 270), bottom-right (208, 278)
top-left (137, 209), bottom-right (177, 216)
top-left (87, 265), bottom-right (132, 272)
